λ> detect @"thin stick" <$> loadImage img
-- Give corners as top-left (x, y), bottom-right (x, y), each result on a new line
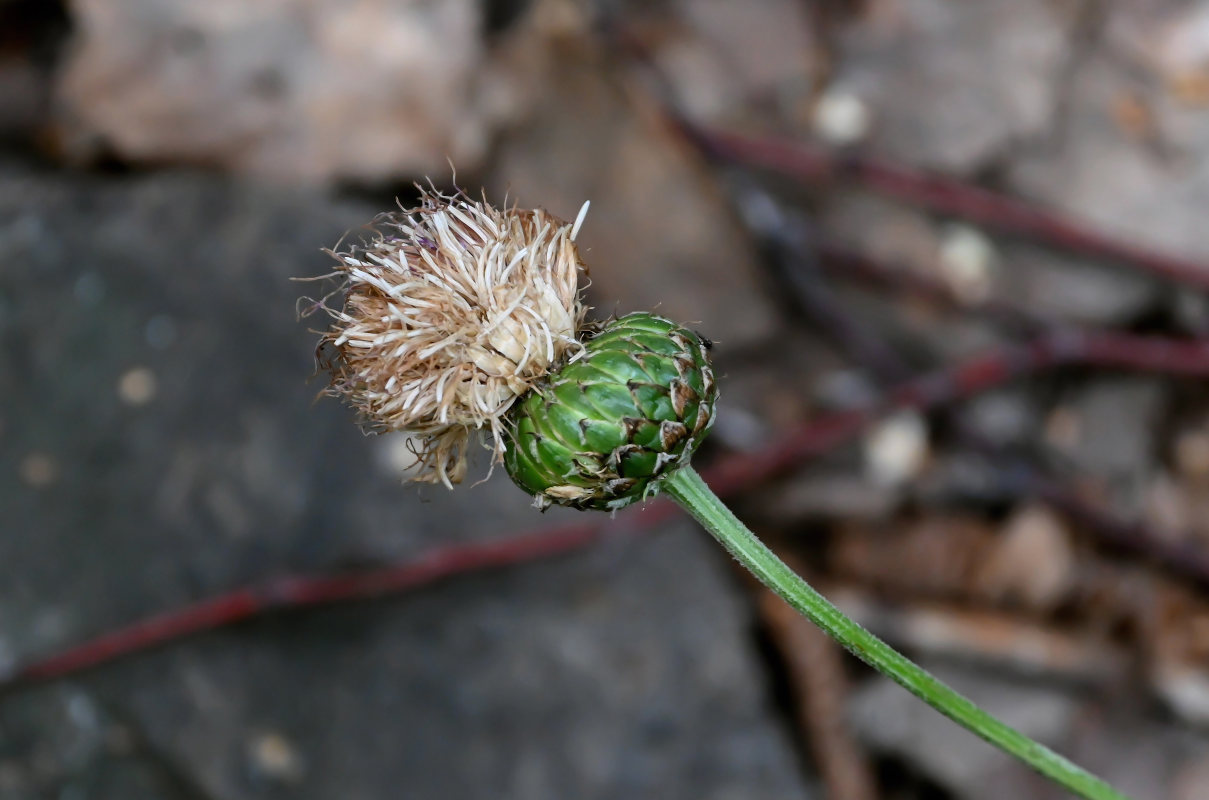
top-left (705, 331), bottom-right (1209, 495)
top-left (2, 521), bottom-right (620, 688)
top-left (683, 123), bottom-right (1209, 292)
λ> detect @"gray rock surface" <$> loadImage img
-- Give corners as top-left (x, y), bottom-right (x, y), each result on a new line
top-left (0, 166), bottom-right (813, 799)
top-left (1009, 2), bottom-right (1209, 267)
top-left (830, 0), bottom-right (1072, 173)
top-left (1048, 377), bottom-right (1168, 484)
top-left (53, 0), bottom-right (520, 181)
top-left (994, 244), bottom-right (1162, 327)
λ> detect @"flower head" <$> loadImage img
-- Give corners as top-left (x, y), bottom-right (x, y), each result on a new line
top-left (504, 312), bottom-right (717, 511)
top-left (304, 186), bottom-right (590, 487)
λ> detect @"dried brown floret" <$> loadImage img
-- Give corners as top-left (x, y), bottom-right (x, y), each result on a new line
top-left (302, 186), bottom-right (590, 487)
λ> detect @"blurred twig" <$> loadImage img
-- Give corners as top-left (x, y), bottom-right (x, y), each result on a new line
top-left (0, 520), bottom-right (618, 689)
top-left (681, 123), bottom-right (1209, 293)
top-left (732, 176), bottom-right (914, 382)
top-left (707, 329), bottom-right (1209, 496)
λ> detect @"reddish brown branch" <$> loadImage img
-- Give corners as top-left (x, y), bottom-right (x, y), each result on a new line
top-left (8, 332), bottom-right (1209, 692)
top-left (4, 520), bottom-right (619, 688)
top-left (704, 331), bottom-right (1209, 495)
top-left (683, 123), bottom-right (1209, 293)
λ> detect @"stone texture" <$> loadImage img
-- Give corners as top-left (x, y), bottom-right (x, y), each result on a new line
top-left (994, 244), bottom-right (1163, 327)
top-left (658, 0), bottom-right (814, 122)
top-left (751, 471), bottom-right (901, 523)
top-left (1062, 709), bottom-right (1209, 800)
top-left (1046, 377), bottom-right (1168, 485)
top-left (52, 0), bottom-right (525, 181)
top-left (1010, 1), bottom-right (1209, 270)
top-left (829, 0), bottom-right (1071, 173)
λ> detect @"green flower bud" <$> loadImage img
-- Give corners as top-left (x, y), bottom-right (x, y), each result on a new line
top-left (504, 312), bottom-right (717, 511)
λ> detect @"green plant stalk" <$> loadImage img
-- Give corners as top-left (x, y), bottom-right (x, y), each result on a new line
top-left (661, 465), bottom-right (1131, 800)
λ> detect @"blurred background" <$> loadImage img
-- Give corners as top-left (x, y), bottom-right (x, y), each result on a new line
top-left (5, 0), bottom-right (1209, 797)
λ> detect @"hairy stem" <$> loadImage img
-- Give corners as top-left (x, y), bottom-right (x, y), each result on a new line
top-left (661, 465), bottom-right (1130, 800)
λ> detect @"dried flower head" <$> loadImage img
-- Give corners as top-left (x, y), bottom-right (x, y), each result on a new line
top-left (303, 186), bottom-right (590, 487)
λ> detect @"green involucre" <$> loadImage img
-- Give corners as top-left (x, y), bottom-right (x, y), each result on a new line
top-left (503, 312), bottom-right (717, 510)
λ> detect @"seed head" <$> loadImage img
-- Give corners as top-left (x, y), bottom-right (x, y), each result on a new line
top-left (304, 187), bottom-right (590, 487)
top-left (504, 313), bottom-right (717, 511)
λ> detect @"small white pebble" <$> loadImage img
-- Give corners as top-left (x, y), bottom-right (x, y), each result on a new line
top-left (118, 367), bottom-right (157, 406)
top-left (938, 224), bottom-right (996, 305)
top-left (1155, 666), bottom-right (1209, 728)
top-left (19, 452), bottom-right (58, 488)
top-left (247, 732), bottom-right (304, 783)
top-left (376, 434), bottom-right (425, 478)
top-left (811, 89), bottom-right (871, 146)
top-left (864, 411), bottom-right (929, 486)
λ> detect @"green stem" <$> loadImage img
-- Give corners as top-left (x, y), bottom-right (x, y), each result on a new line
top-left (661, 465), bottom-right (1130, 800)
